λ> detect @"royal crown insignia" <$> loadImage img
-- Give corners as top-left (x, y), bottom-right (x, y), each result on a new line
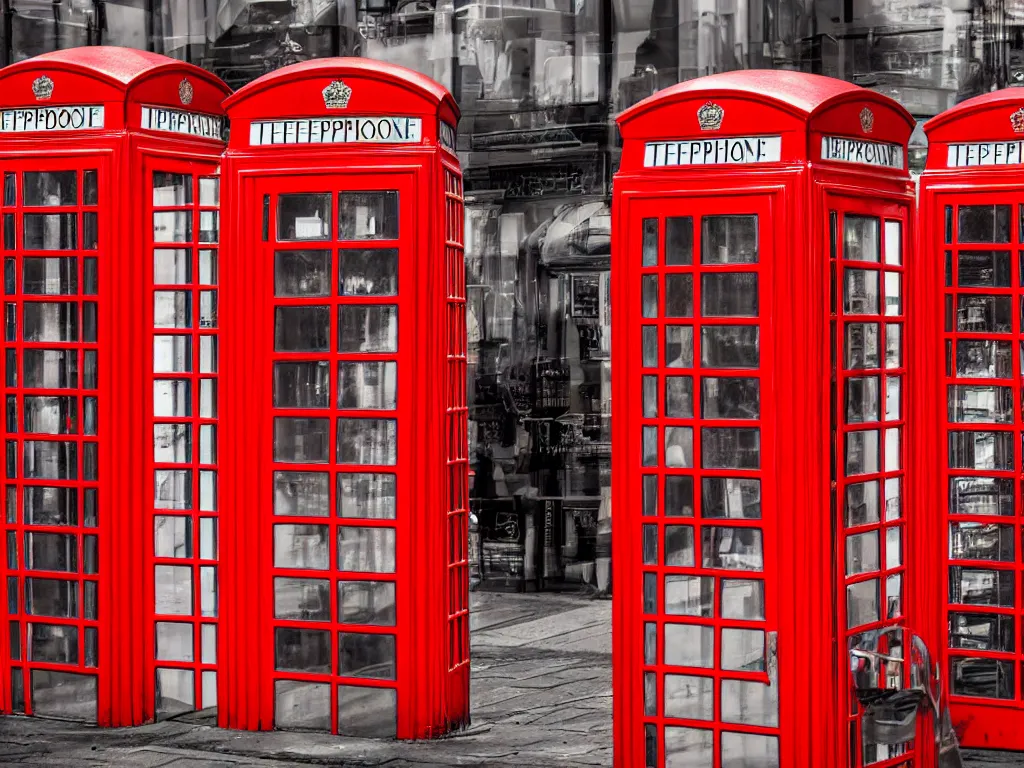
top-left (32, 75), bottom-right (54, 101)
top-left (322, 80), bottom-right (353, 110)
top-left (697, 101), bottom-right (724, 131)
top-left (178, 78), bottom-right (194, 106)
top-left (860, 107), bottom-right (874, 134)
top-left (1011, 107), bottom-right (1024, 134)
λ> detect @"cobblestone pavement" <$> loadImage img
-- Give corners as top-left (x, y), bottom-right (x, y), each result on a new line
top-left (0, 592), bottom-right (1017, 767)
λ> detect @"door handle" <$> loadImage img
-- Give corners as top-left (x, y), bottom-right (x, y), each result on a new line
top-left (766, 630), bottom-right (778, 687)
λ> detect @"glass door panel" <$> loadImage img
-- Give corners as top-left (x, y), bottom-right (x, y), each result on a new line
top-left (2, 162), bottom-right (104, 721)
top-left (633, 196), bottom-right (779, 768)
top-left (830, 197), bottom-right (912, 766)
top-left (147, 163), bottom-right (221, 718)
top-left (263, 174), bottom-right (413, 737)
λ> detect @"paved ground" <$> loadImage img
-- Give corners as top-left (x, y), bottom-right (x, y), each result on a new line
top-left (0, 592), bottom-right (1018, 767)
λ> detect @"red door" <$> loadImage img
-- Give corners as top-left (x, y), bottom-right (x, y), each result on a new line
top-left (142, 156), bottom-right (222, 720)
top-left (619, 190), bottom-right (781, 767)
top-left (933, 190), bottom-right (1024, 741)
top-left (826, 192), bottom-right (914, 766)
top-left (1, 156), bottom-right (107, 720)
top-left (228, 169), bottom-right (417, 735)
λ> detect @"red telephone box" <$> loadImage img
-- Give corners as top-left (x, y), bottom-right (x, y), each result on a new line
top-left (917, 90), bottom-right (1024, 751)
top-left (219, 59), bottom-right (467, 738)
top-left (612, 71), bottom-right (927, 767)
top-left (0, 47), bottom-right (229, 727)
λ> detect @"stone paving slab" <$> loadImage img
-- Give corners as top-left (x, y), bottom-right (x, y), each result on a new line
top-left (0, 592), bottom-right (1017, 767)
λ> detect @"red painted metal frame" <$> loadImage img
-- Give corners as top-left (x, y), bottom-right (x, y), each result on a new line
top-left (917, 89), bottom-right (1024, 750)
top-left (0, 47), bottom-right (228, 727)
top-left (218, 58), bottom-right (467, 738)
top-left (613, 71), bottom-right (918, 768)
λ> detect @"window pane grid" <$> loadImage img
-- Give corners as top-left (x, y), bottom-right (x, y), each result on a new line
top-left (2, 167), bottom-right (102, 722)
top-left (149, 171), bottom-right (220, 719)
top-left (270, 188), bottom-right (401, 736)
top-left (637, 210), bottom-right (778, 764)
top-left (942, 202), bottom-right (1024, 708)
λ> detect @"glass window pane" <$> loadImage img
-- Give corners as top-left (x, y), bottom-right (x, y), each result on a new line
top-left (274, 577), bottom-right (330, 621)
top-left (337, 684), bottom-right (397, 739)
top-left (844, 269), bottom-right (879, 315)
top-left (664, 274), bottom-right (692, 318)
top-left (274, 361), bottom-right (330, 409)
top-left (701, 428), bottom-right (760, 469)
top-left (155, 470), bottom-right (192, 510)
top-left (702, 215), bottom-right (757, 264)
top-left (701, 526), bottom-right (763, 571)
top-left (721, 578), bottom-right (765, 620)
top-left (337, 419), bottom-right (397, 466)
top-left (339, 249), bottom-right (398, 295)
top-left (273, 524), bottom-right (330, 570)
top-left (846, 480), bottom-right (880, 527)
top-left (338, 191), bottom-right (399, 240)
top-left (845, 430), bottom-right (879, 475)
top-left (721, 628), bottom-right (765, 672)
top-left (701, 327), bottom-right (759, 369)
top-left (154, 515), bottom-right (192, 558)
top-left (338, 362), bottom-right (397, 410)
top-left (721, 679), bottom-right (778, 727)
top-left (23, 395), bottom-right (76, 434)
top-left (154, 424), bottom-right (191, 463)
top-left (27, 622), bottom-right (80, 664)
top-left (23, 486), bottom-right (77, 526)
top-left (155, 622), bottom-right (193, 662)
top-left (153, 380), bottom-right (190, 418)
top-left (274, 627), bottom-right (331, 673)
top-left (274, 680), bottom-right (330, 732)
top-left (948, 385), bottom-right (1014, 423)
top-left (154, 249), bottom-right (191, 284)
top-left (664, 525), bottom-right (694, 566)
top-left (199, 177), bottom-right (219, 206)
top-left (958, 251), bottom-right (1012, 287)
top-left (641, 218), bottom-right (658, 266)
top-left (338, 305), bottom-right (397, 353)
top-left (957, 295), bottom-right (1012, 333)
top-left (884, 221), bottom-right (902, 265)
top-left (24, 577), bottom-right (77, 618)
top-left (30, 670), bottom-right (96, 722)
top-left (844, 215), bottom-right (880, 261)
top-left (24, 441), bottom-right (77, 479)
top-left (956, 340), bottom-right (1013, 378)
top-left (273, 418), bottom-right (330, 464)
top-left (23, 302), bottom-right (77, 342)
top-left (22, 349), bottom-right (76, 388)
top-left (665, 727), bottom-right (713, 766)
top-left (152, 212), bottom-right (191, 243)
top-left (154, 565), bottom-right (192, 615)
top-left (664, 427), bottom-right (692, 468)
top-left (958, 205), bottom-right (1011, 243)
top-left (949, 431), bottom-right (1014, 471)
top-left (664, 623), bottom-right (713, 668)
top-left (721, 732), bottom-right (779, 768)
top-left (949, 612), bottom-right (1015, 652)
top-left (22, 257), bottom-right (76, 295)
top-left (278, 194), bottom-right (330, 241)
top-left (665, 376), bottom-right (693, 418)
top-left (951, 657), bottom-right (1014, 699)
top-left (702, 377), bottom-right (759, 419)
top-left (274, 472), bottom-right (330, 517)
top-left (949, 566), bottom-right (1014, 606)
top-left (702, 478), bottom-right (761, 519)
top-left (665, 326), bottom-right (693, 368)
top-left (845, 323), bottom-right (880, 369)
top-left (338, 632), bottom-right (396, 679)
top-left (641, 275), bottom-right (658, 319)
top-left (950, 522), bottom-right (1014, 562)
top-left (275, 250), bottom-right (331, 297)
top-left (338, 526), bottom-right (396, 573)
top-left (153, 173), bottom-right (192, 205)
top-left (664, 574), bottom-right (713, 616)
top-left (154, 336), bottom-right (191, 373)
top-left (24, 214), bottom-right (76, 250)
top-left (24, 172), bottom-right (76, 206)
top-left (949, 477), bottom-right (1014, 516)
top-left (847, 579), bottom-right (879, 627)
top-left (642, 326), bottom-right (658, 367)
top-left (154, 292), bottom-right (191, 329)
top-left (665, 217), bottom-right (693, 265)
top-left (338, 580), bottom-right (396, 625)
top-left (846, 531), bottom-right (879, 575)
top-left (702, 274), bottom-right (757, 317)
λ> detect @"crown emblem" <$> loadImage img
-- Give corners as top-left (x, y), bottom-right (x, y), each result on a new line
top-left (1011, 107), bottom-right (1024, 134)
top-left (859, 107), bottom-right (874, 134)
top-left (697, 101), bottom-right (724, 131)
top-left (178, 78), bottom-right (194, 106)
top-left (322, 80), bottom-right (353, 110)
top-left (32, 75), bottom-right (53, 101)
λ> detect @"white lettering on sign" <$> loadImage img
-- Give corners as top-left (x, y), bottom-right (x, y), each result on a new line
top-left (946, 142), bottom-right (1024, 167)
top-left (0, 105), bottom-right (104, 133)
top-left (643, 136), bottom-right (783, 167)
top-left (821, 136), bottom-right (904, 169)
top-left (141, 106), bottom-right (223, 140)
top-left (249, 117), bottom-right (423, 146)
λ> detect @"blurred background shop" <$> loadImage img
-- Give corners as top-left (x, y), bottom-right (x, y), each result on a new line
top-left (7, 0), bottom-right (1024, 592)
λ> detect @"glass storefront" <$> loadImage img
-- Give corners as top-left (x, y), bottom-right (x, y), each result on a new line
top-left (8, 0), bottom-right (1024, 593)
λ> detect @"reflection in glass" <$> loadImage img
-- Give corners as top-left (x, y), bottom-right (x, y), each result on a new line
top-left (665, 217), bottom-right (693, 265)
top-left (153, 173), bottom-right (192, 205)
top-left (153, 424), bottom-right (190, 463)
top-left (664, 274), bottom-right (693, 318)
top-left (949, 476), bottom-right (1014, 516)
top-left (721, 679), bottom-right (778, 728)
top-left (338, 684), bottom-right (398, 738)
top-left (957, 295), bottom-right (1012, 333)
top-left (154, 565), bottom-right (192, 615)
top-left (338, 473), bottom-right (396, 519)
top-left (25, 578), bottom-right (77, 618)
top-left (30, 670), bottom-right (96, 723)
top-left (846, 377), bottom-right (879, 423)
top-left (274, 361), bottom-right (330, 409)
top-left (958, 205), bottom-right (1010, 243)
top-left (664, 525), bottom-right (694, 567)
top-left (642, 326), bottom-right (658, 367)
top-left (273, 417), bottom-right (330, 464)
top-left (338, 191), bottom-right (399, 240)
top-left (664, 623), bottom-right (713, 668)
top-left (701, 428), bottom-right (759, 469)
top-left (641, 218), bottom-right (658, 266)
top-left (847, 579), bottom-right (879, 628)
top-left (884, 221), bottom-right (901, 265)
top-left (274, 306), bottom-right (330, 352)
top-left (154, 336), bottom-right (191, 373)
top-left (703, 478), bottom-right (760, 519)
top-left (949, 566), bottom-right (1014, 606)
top-left (958, 251), bottom-right (1012, 287)
top-left (338, 305), bottom-right (397, 353)
top-left (702, 215), bottom-right (757, 264)
top-left (153, 380), bottom-right (190, 417)
top-left (844, 269), bottom-right (879, 315)
top-left (337, 418), bottom-right (397, 466)
top-left (664, 427), bottom-right (692, 468)
top-left (274, 577), bottom-right (330, 621)
top-left (664, 674), bottom-right (714, 720)
top-left (339, 580), bottom-right (396, 625)
top-left (274, 679), bottom-right (330, 731)
top-left (339, 249), bottom-right (398, 295)
top-left (275, 250), bottom-right (331, 297)
top-left (155, 622), bottom-right (193, 662)
top-left (154, 515), bottom-right (191, 558)
top-left (23, 302), bottom-right (77, 342)
top-left (24, 214), bottom-right (77, 250)
top-left (665, 326), bottom-right (693, 368)
top-left (948, 385), bottom-right (1014, 423)
top-left (275, 627), bottom-right (331, 673)
top-left (702, 377), bottom-right (758, 420)
top-left (664, 476), bottom-right (694, 517)
top-left (664, 574), bottom-right (713, 616)
top-left (278, 194), bottom-right (330, 241)
top-left (664, 376), bottom-right (693, 418)
top-left (274, 524), bottom-right (329, 570)
top-left (956, 339), bottom-right (1012, 379)
top-left (664, 727), bottom-right (714, 766)
top-left (845, 323), bottom-right (879, 369)
top-left (721, 628), bottom-right (765, 672)
top-left (641, 275), bottom-right (658, 318)
top-left (951, 657), bottom-right (1014, 699)
top-left (846, 531), bottom-right (879, 575)
top-left (701, 527), bottom-right (763, 571)
top-left (846, 480), bottom-right (879, 527)
top-left (24, 441), bottom-right (76, 479)
top-left (948, 431), bottom-right (1014, 470)
top-left (721, 732), bottom-right (779, 768)
top-left (154, 291), bottom-right (191, 328)
top-left (949, 522), bottom-right (1014, 562)
top-left (701, 326), bottom-right (758, 369)
top-left (844, 215), bottom-right (880, 262)
top-left (339, 632), bottom-right (396, 679)
top-left (274, 471), bottom-right (330, 517)
top-left (154, 249), bottom-right (191, 284)
top-left (845, 430), bottom-right (879, 476)
top-left (338, 526), bottom-right (396, 573)
top-left (22, 257), bottom-right (76, 295)
top-left (948, 612), bottom-right (1015, 652)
